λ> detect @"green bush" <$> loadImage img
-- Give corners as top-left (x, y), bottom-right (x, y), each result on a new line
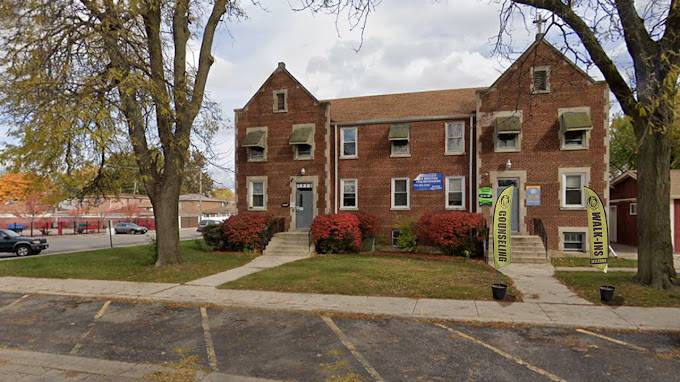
top-left (395, 221), bottom-right (418, 253)
top-left (201, 224), bottom-right (232, 250)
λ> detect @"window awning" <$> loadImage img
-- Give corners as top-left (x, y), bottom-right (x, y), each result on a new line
top-left (288, 126), bottom-right (314, 145)
top-left (560, 112), bottom-right (592, 131)
top-left (495, 116), bottom-right (521, 133)
top-left (388, 124), bottom-right (410, 140)
top-left (241, 130), bottom-right (266, 148)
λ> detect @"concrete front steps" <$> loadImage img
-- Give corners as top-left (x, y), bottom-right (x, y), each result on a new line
top-left (511, 235), bottom-right (548, 264)
top-left (263, 231), bottom-right (314, 257)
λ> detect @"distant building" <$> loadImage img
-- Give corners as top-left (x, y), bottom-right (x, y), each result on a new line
top-left (178, 194), bottom-right (234, 228)
top-left (237, 37), bottom-right (609, 254)
top-left (610, 170), bottom-right (680, 252)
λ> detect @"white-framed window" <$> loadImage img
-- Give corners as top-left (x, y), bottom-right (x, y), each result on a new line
top-left (630, 202), bottom-right (637, 216)
top-left (391, 229), bottom-right (401, 247)
top-left (391, 177), bottom-right (410, 209)
top-left (496, 133), bottom-right (519, 151)
top-left (391, 140), bottom-right (410, 156)
top-left (445, 122), bottom-right (465, 154)
top-left (248, 147), bottom-right (265, 161)
top-left (295, 144), bottom-right (312, 159)
top-left (562, 173), bottom-right (586, 208)
top-left (273, 89), bottom-right (287, 113)
top-left (562, 130), bottom-right (586, 149)
top-left (340, 127), bottom-right (358, 158)
top-left (531, 66), bottom-right (550, 94)
top-left (247, 177), bottom-right (267, 210)
top-left (340, 179), bottom-right (358, 209)
top-left (445, 176), bottom-right (465, 209)
top-left (563, 232), bottom-right (586, 252)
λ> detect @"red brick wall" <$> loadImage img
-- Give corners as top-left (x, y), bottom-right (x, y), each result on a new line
top-left (235, 66), bottom-right (329, 230)
top-left (477, 40), bottom-right (609, 251)
top-left (335, 119), bottom-right (473, 239)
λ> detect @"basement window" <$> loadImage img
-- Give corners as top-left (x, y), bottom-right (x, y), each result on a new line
top-left (563, 232), bottom-right (585, 252)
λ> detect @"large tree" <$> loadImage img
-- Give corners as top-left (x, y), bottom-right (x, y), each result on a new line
top-left (302, 0), bottom-right (679, 289)
top-left (0, 0), bottom-right (240, 266)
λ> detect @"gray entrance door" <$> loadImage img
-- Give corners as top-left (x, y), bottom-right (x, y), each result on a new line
top-left (295, 183), bottom-right (314, 230)
top-left (498, 178), bottom-right (520, 233)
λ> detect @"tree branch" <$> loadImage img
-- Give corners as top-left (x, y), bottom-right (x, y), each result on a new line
top-left (511, 0), bottom-right (638, 117)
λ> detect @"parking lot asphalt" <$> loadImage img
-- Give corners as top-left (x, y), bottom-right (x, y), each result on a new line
top-left (0, 229), bottom-right (201, 260)
top-left (0, 292), bottom-right (678, 381)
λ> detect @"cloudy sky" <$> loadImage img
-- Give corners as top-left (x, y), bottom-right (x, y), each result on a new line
top-left (2, 0), bottom-right (620, 190)
top-left (203, 0), bottom-right (616, 189)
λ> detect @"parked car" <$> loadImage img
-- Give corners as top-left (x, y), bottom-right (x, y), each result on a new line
top-left (114, 222), bottom-right (148, 235)
top-left (0, 229), bottom-right (49, 257)
top-left (197, 218), bottom-right (224, 232)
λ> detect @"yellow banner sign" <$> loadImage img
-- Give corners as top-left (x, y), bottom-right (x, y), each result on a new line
top-left (585, 187), bottom-right (608, 273)
top-left (492, 186), bottom-right (513, 269)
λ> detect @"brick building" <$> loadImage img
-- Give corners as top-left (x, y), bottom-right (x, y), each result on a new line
top-left (234, 37), bottom-right (609, 254)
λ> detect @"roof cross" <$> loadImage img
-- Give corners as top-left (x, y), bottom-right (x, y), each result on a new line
top-left (533, 15), bottom-right (548, 35)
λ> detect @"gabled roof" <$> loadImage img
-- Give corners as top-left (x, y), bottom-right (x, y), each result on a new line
top-left (480, 35), bottom-right (601, 96)
top-left (326, 87), bottom-right (481, 124)
top-left (610, 171), bottom-right (637, 188)
top-left (236, 62), bottom-right (322, 112)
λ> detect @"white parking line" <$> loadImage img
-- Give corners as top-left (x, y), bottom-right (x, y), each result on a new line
top-left (200, 307), bottom-right (219, 372)
top-left (434, 323), bottom-right (567, 382)
top-left (321, 316), bottom-right (385, 382)
top-left (1, 294), bottom-right (30, 310)
top-left (70, 300), bottom-right (111, 355)
top-left (576, 328), bottom-right (647, 352)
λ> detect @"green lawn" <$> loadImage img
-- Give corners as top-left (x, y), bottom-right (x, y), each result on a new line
top-left (0, 240), bottom-right (252, 283)
top-left (220, 253), bottom-right (520, 301)
top-left (551, 257), bottom-right (638, 268)
top-left (555, 271), bottom-right (680, 307)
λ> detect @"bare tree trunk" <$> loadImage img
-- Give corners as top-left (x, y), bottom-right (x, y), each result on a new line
top-left (635, 114), bottom-right (678, 289)
top-left (150, 176), bottom-right (182, 266)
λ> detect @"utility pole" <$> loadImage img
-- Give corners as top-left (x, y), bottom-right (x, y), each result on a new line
top-left (198, 171), bottom-right (203, 224)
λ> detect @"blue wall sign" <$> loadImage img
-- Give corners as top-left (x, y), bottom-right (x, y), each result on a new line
top-left (413, 172), bottom-right (443, 191)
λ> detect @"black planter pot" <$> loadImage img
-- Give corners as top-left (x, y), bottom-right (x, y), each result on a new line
top-left (600, 285), bottom-right (616, 302)
top-left (491, 283), bottom-right (508, 300)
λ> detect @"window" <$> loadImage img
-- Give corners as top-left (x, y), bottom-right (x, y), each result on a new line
top-left (273, 89), bottom-right (287, 113)
top-left (630, 203), bottom-right (637, 216)
top-left (296, 144), bottom-right (312, 159)
top-left (391, 178), bottom-right (410, 209)
top-left (340, 127), bottom-right (357, 158)
top-left (531, 66), bottom-right (550, 93)
top-left (563, 130), bottom-right (585, 147)
top-left (389, 124), bottom-right (410, 157)
top-left (563, 173), bottom-right (585, 207)
top-left (340, 179), bottom-right (357, 209)
top-left (563, 232), bottom-right (585, 252)
top-left (445, 122), bottom-right (465, 154)
top-left (446, 176), bottom-right (465, 209)
top-left (391, 140), bottom-right (410, 156)
top-left (248, 179), bottom-right (266, 210)
top-left (497, 133), bottom-right (519, 150)
top-left (559, 110), bottom-right (591, 150)
top-left (248, 147), bottom-right (265, 161)
top-left (391, 229), bottom-right (401, 247)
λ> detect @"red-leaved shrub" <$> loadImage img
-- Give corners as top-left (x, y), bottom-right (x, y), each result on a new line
top-left (351, 212), bottom-right (379, 239)
top-left (222, 213), bottom-right (274, 251)
top-left (311, 213), bottom-right (362, 254)
top-left (417, 212), bottom-right (486, 256)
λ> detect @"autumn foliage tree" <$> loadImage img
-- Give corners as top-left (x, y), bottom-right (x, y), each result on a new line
top-left (0, 1), bottom-right (243, 266)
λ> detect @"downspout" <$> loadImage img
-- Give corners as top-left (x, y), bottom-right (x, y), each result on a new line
top-left (469, 114), bottom-right (474, 213)
top-left (334, 124), bottom-right (339, 214)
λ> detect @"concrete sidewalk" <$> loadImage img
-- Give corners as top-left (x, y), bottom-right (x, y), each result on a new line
top-left (0, 276), bottom-right (678, 332)
top-left (187, 254), bottom-right (308, 287)
top-left (498, 263), bottom-right (591, 304)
